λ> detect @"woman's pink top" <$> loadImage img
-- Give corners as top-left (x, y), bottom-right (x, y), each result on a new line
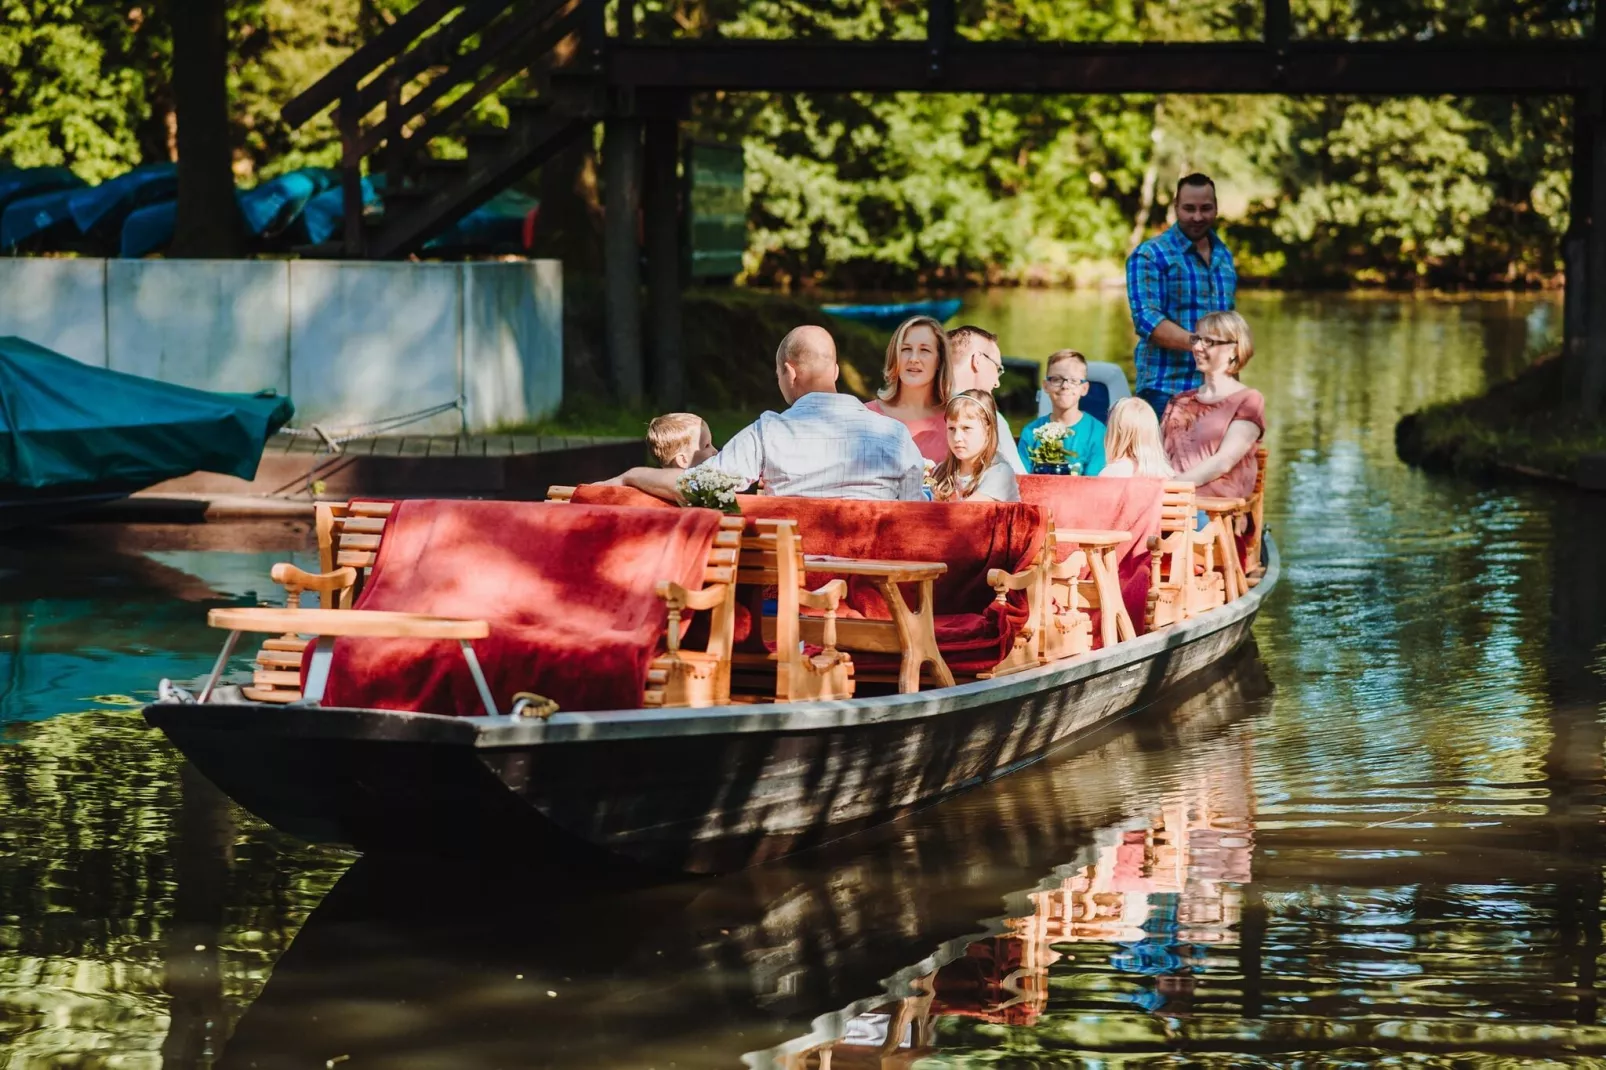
top-left (1161, 387), bottom-right (1266, 500)
top-left (865, 399), bottom-right (948, 464)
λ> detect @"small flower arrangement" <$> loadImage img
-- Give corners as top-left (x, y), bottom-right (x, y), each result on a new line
top-left (1028, 423), bottom-right (1081, 475)
top-left (676, 466), bottom-right (746, 514)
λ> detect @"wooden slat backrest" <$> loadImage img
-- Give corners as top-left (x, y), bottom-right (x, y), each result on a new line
top-left (312, 500), bottom-right (396, 608)
top-left (1245, 445), bottom-right (1269, 569)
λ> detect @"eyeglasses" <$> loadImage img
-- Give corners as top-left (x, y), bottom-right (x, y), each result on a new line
top-left (1044, 375), bottom-right (1088, 388)
top-left (981, 354), bottom-right (1004, 374)
top-left (1197, 337), bottom-right (1237, 348)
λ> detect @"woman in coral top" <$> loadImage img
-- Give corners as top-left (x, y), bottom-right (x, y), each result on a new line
top-left (865, 315), bottom-right (952, 464)
top-left (1161, 310), bottom-right (1265, 501)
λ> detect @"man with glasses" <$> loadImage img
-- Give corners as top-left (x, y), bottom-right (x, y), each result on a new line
top-left (1127, 172), bottom-right (1238, 418)
top-left (948, 324), bottom-right (1026, 474)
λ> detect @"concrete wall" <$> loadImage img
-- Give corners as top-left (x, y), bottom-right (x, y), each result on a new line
top-left (0, 258), bottom-right (562, 433)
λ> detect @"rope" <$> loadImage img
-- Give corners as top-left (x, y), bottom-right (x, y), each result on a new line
top-left (266, 397), bottom-right (467, 500)
top-left (277, 397), bottom-right (464, 450)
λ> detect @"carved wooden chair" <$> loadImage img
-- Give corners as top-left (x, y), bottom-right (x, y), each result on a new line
top-left (546, 488), bottom-right (852, 704)
top-left (1146, 481), bottom-right (1217, 630)
top-left (983, 520), bottom-right (1100, 676)
top-left (244, 500), bottom-right (394, 702)
top-left (733, 519), bottom-right (856, 703)
top-left (644, 515), bottom-right (746, 708)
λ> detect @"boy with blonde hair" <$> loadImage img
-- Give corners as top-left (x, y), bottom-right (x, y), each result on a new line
top-left (1018, 350), bottom-right (1107, 476)
top-left (646, 412), bottom-right (716, 469)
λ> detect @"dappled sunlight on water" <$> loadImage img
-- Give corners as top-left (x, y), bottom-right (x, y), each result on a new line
top-left (5, 291), bottom-right (1604, 1068)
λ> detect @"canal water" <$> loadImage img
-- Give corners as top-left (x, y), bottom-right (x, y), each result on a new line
top-left (4, 291), bottom-right (1600, 1068)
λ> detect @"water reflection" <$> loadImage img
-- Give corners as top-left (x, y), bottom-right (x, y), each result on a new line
top-left (215, 655), bottom-right (1271, 1070)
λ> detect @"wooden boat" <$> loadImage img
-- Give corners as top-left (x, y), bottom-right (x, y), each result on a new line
top-left (143, 465), bottom-right (1277, 874)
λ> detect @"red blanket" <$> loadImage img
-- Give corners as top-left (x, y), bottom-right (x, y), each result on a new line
top-left (320, 500), bottom-right (724, 715)
top-left (1017, 475), bottom-right (1165, 637)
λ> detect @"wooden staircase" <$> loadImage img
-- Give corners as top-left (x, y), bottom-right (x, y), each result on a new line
top-left (282, 0), bottom-right (604, 258)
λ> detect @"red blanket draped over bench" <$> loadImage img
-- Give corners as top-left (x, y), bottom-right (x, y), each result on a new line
top-left (320, 500), bottom-right (723, 715)
top-left (568, 485), bottom-right (1047, 672)
top-left (1017, 475), bottom-right (1164, 637)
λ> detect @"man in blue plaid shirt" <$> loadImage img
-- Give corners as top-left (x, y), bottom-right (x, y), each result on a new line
top-left (1126, 173), bottom-right (1237, 417)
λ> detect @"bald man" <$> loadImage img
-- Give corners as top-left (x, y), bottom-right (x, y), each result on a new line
top-left (618, 325), bottom-right (925, 501)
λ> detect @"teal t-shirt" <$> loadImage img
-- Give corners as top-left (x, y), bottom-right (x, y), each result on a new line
top-left (1019, 412), bottom-right (1107, 476)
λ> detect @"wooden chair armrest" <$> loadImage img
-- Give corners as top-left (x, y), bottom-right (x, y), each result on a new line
top-left (655, 580), bottom-right (728, 612)
top-left (208, 607), bottom-right (488, 639)
top-left (1054, 528), bottom-right (1132, 548)
top-left (1047, 549), bottom-right (1089, 581)
top-left (270, 563), bottom-right (358, 592)
top-left (797, 578), bottom-right (848, 612)
top-left (1197, 495), bottom-right (1249, 512)
top-left (987, 564), bottom-right (1041, 602)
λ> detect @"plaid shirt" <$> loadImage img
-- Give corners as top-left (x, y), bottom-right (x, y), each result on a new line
top-left (1127, 224), bottom-right (1237, 396)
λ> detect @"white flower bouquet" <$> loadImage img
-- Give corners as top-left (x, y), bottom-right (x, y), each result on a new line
top-left (676, 466), bottom-right (747, 514)
top-left (1028, 422), bottom-right (1081, 473)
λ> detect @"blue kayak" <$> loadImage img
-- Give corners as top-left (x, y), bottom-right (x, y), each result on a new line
top-left (240, 167), bottom-right (341, 237)
top-left (821, 297), bottom-right (963, 330)
top-left (423, 188), bottom-right (538, 253)
top-left (0, 167), bottom-right (85, 215)
top-left (67, 163), bottom-right (178, 239)
top-left (1, 189), bottom-right (80, 250)
top-left (119, 167), bottom-right (343, 256)
top-left (296, 175), bottom-right (386, 245)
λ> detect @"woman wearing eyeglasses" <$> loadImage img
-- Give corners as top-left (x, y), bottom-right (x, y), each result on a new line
top-left (1017, 350), bottom-right (1107, 476)
top-left (1160, 310), bottom-right (1265, 500)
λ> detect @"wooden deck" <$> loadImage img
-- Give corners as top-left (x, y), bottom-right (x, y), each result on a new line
top-left (265, 432), bottom-right (635, 459)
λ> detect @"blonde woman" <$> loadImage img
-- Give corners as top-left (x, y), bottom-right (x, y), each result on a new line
top-left (1161, 309), bottom-right (1265, 500)
top-left (866, 315), bottom-right (952, 463)
top-left (1100, 397), bottom-right (1176, 478)
top-left (931, 390), bottom-right (1020, 502)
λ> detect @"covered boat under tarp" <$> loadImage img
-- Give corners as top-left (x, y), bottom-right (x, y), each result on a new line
top-left (0, 188), bottom-right (79, 251)
top-left (0, 336), bottom-right (293, 522)
top-left (822, 297), bottom-right (962, 330)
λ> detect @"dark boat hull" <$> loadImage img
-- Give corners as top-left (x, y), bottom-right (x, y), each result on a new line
top-left (146, 540), bottom-right (1278, 873)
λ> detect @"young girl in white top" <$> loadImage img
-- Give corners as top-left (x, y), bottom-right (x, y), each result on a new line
top-left (931, 390), bottom-right (1021, 502)
top-left (1100, 397), bottom-right (1176, 479)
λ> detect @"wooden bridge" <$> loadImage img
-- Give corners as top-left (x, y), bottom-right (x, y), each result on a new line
top-left (282, 0), bottom-right (1606, 410)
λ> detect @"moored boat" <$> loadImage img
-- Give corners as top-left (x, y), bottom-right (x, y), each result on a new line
top-left (822, 297), bottom-right (962, 329)
top-left (0, 335), bottom-right (294, 527)
top-left (143, 448), bottom-right (1277, 873)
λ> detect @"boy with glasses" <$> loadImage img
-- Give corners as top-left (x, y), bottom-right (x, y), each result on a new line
top-left (947, 324), bottom-right (1027, 474)
top-left (1017, 350), bottom-right (1107, 476)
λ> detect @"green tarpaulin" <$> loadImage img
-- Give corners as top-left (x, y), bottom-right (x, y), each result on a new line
top-left (0, 336), bottom-right (293, 491)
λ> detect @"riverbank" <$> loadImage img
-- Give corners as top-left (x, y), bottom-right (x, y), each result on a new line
top-left (1394, 353), bottom-right (1606, 488)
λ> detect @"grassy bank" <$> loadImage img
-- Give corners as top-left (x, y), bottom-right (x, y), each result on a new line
top-left (1395, 353), bottom-right (1606, 483)
top-left (507, 286), bottom-right (897, 442)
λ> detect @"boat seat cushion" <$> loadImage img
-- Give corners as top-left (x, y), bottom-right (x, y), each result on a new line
top-left (1017, 475), bottom-right (1166, 635)
top-left (319, 500), bottom-right (725, 715)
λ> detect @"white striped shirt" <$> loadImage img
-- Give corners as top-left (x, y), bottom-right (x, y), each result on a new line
top-left (696, 391), bottom-right (925, 500)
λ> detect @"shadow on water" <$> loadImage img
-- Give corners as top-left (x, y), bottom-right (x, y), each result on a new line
top-left (214, 654), bottom-right (1273, 1070)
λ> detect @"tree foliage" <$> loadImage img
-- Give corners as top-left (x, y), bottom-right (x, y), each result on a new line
top-left (0, 0), bottom-right (1581, 286)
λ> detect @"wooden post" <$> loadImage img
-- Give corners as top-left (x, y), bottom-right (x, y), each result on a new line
top-left (1583, 90), bottom-right (1606, 417)
top-left (603, 115), bottom-right (645, 405)
top-left (1264, 0), bottom-right (1291, 48)
top-left (1564, 92), bottom-right (1593, 375)
top-left (926, 0), bottom-right (954, 80)
top-left (339, 93), bottom-right (365, 257)
top-left (644, 115), bottom-right (684, 408)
